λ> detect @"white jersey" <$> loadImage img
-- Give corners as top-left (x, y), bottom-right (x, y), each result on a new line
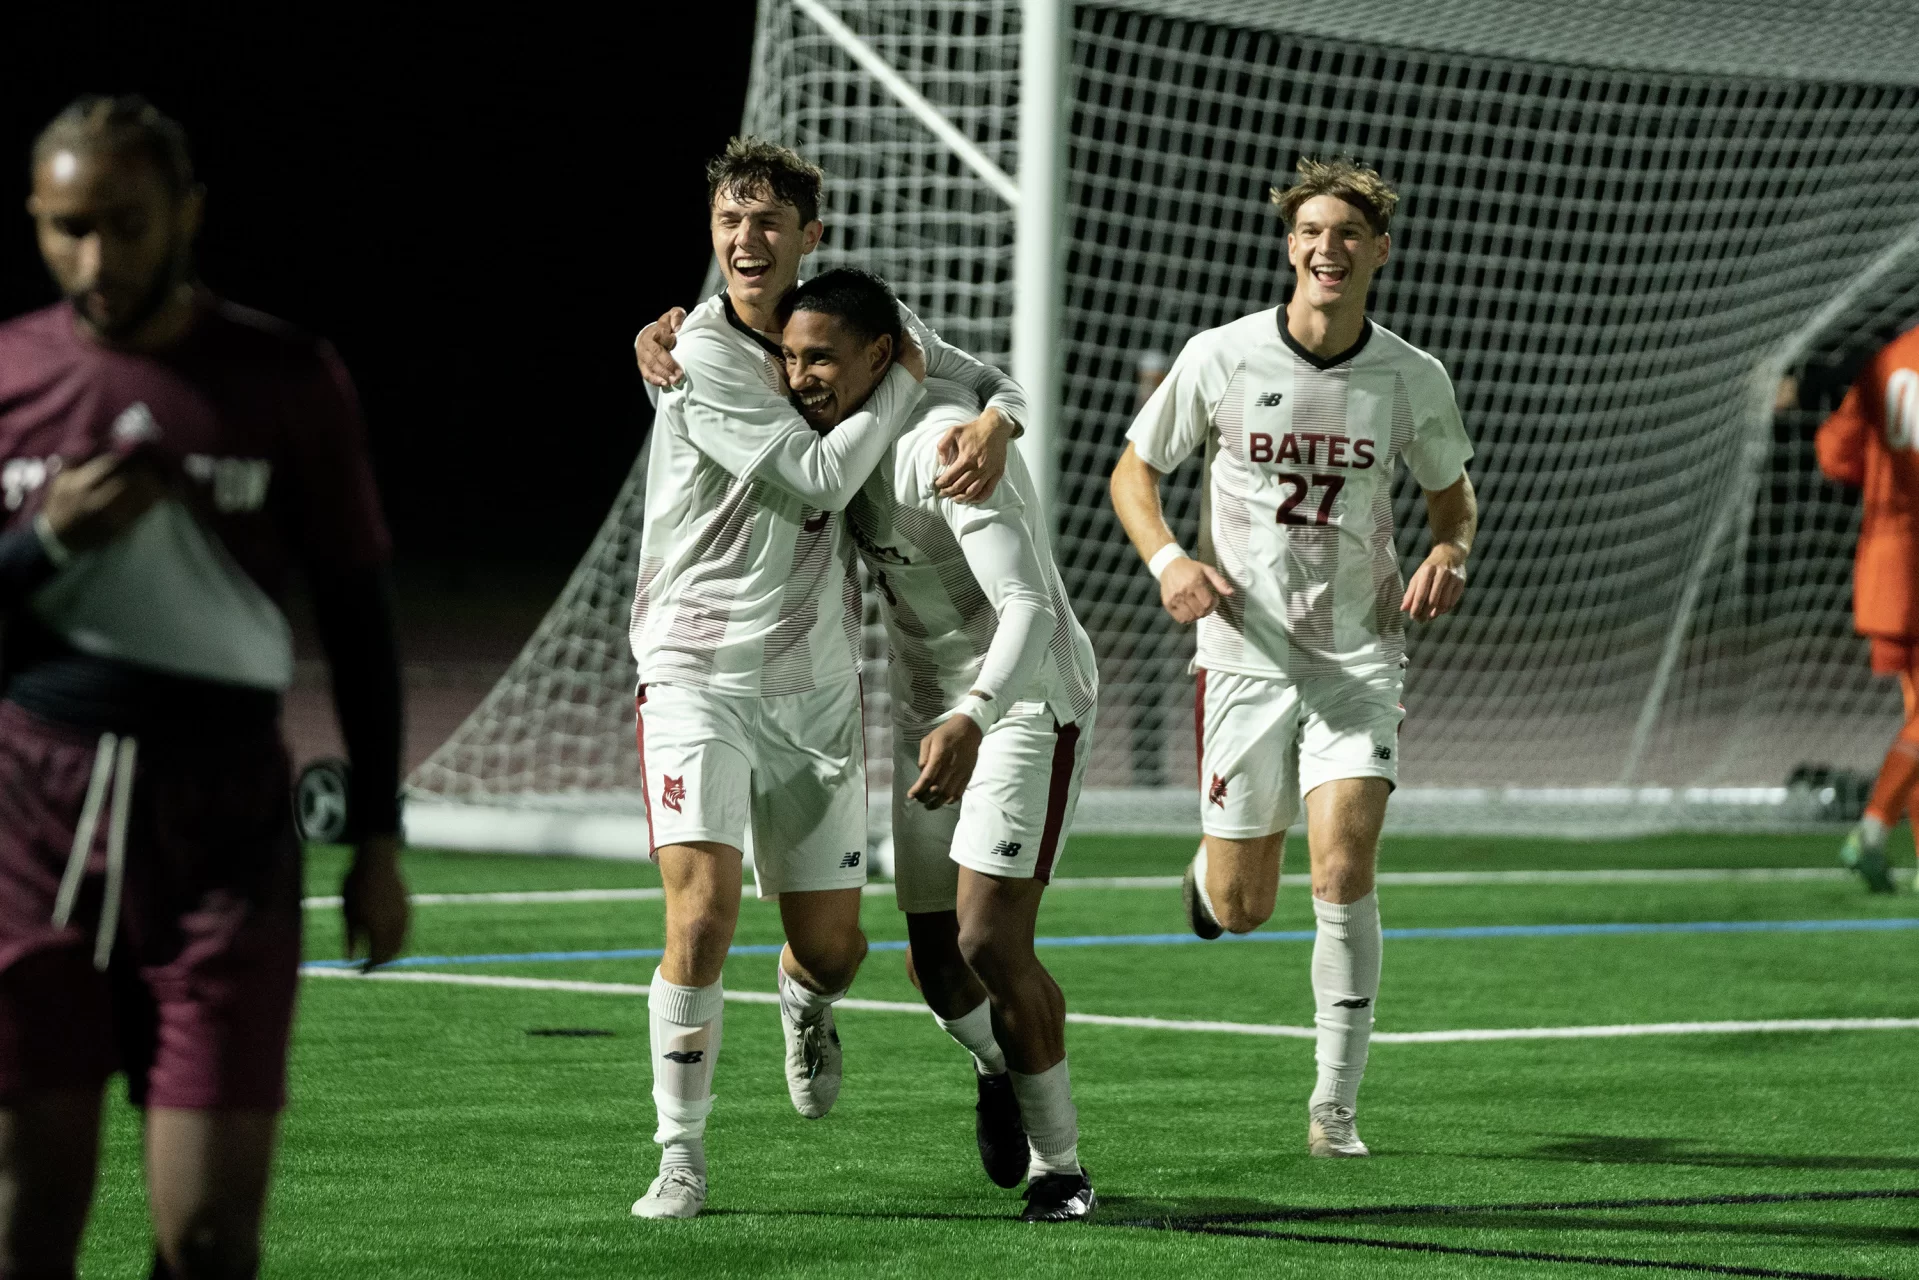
top-left (1127, 312), bottom-right (1472, 679)
top-left (630, 293), bottom-right (1026, 697)
top-left (849, 379), bottom-right (1098, 733)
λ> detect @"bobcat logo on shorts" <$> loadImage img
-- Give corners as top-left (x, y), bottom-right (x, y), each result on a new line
top-left (1208, 773), bottom-right (1229, 808)
top-left (661, 775), bottom-right (686, 813)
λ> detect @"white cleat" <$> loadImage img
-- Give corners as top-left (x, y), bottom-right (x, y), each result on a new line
top-left (631, 1166), bottom-right (707, 1219)
top-left (1308, 1102), bottom-right (1371, 1158)
top-left (779, 999), bottom-right (843, 1119)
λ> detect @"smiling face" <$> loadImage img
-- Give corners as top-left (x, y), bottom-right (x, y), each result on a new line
top-left (1286, 193), bottom-right (1389, 315)
top-left (781, 308), bottom-right (893, 430)
top-left (710, 185), bottom-right (822, 319)
top-left (29, 145), bottom-right (201, 341)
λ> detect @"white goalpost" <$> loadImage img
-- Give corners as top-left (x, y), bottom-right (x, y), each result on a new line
top-left (404, 0), bottom-right (1919, 854)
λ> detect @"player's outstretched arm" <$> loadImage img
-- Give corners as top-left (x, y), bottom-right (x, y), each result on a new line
top-left (1109, 442), bottom-right (1234, 625)
top-left (1401, 472), bottom-right (1477, 623)
top-left (902, 308), bottom-right (1026, 504)
top-left (1815, 378), bottom-right (1871, 487)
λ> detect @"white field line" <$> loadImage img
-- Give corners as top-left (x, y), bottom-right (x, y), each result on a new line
top-left (299, 865), bottom-right (1885, 910)
top-left (301, 968), bottom-right (1919, 1044)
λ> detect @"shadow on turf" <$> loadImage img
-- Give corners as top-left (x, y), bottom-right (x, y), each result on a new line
top-left (1519, 1134), bottom-right (1919, 1172)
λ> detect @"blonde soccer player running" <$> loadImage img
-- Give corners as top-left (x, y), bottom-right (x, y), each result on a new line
top-left (1109, 157), bottom-right (1479, 1158)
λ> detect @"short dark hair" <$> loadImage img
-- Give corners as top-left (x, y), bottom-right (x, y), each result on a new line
top-left (780, 268), bottom-right (904, 348)
top-left (706, 136), bottom-right (824, 227)
top-left (1270, 155), bottom-right (1397, 236)
top-left (31, 94), bottom-right (195, 197)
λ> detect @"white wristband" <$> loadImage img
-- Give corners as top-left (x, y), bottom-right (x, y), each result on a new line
top-left (941, 692), bottom-right (999, 735)
top-left (1147, 543), bottom-right (1189, 581)
top-left (32, 513), bottom-right (71, 567)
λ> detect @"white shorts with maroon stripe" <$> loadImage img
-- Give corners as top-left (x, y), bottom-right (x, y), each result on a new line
top-left (1197, 666), bottom-right (1403, 840)
top-left (635, 679), bottom-right (867, 899)
top-left (891, 701), bottom-right (1094, 915)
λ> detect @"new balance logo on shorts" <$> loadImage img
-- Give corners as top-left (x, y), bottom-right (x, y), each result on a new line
top-left (1254, 391), bottom-right (1284, 407)
top-left (1333, 997), bottom-right (1372, 1009)
top-left (662, 1049), bottom-right (705, 1064)
top-left (1373, 745), bottom-right (1392, 761)
top-left (839, 851), bottom-right (861, 868)
top-left (1209, 773), bottom-right (1229, 807)
top-left (990, 840), bottom-right (1022, 859)
top-left (661, 775), bottom-right (686, 813)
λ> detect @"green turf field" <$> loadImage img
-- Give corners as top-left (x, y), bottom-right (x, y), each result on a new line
top-left (81, 832), bottom-right (1918, 1278)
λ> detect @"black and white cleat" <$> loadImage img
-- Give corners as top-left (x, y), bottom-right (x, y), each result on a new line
top-left (1182, 855), bottom-right (1223, 940)
top-left (975, 1071), bottom-right (1027, 1188)
top-left (1021, 1167), bottom-right (1096, 1222)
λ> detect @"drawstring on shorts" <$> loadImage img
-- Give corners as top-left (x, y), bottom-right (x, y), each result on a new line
top-left (50, 732), bottom-right (138, 971)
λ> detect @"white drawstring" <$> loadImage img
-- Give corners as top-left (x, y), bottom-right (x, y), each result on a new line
top-left (50, 732), bottom-right (138, 971)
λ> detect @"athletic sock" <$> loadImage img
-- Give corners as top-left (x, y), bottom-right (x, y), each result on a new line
top-left (1865, 720), bottom-right (1919, 833)
top-left (1309, 891), bottom-right (1382, 1112)
top-left (1861, 813), bottom-right (1889, 847)
top-left (777, 961), bottom-right (846, 1024)
top-left (1011, 1057), bottom-right (1080, 1177)
top-left (649, 968), bottom-right (725, 1175)
top-left (1192, 841), bottom-right (1220, 924)
top-left (932, 998), bottom-right (1008, 1076)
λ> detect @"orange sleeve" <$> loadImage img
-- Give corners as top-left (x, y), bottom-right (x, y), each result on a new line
top-left (1816, 371), bottom-right (1874, 487)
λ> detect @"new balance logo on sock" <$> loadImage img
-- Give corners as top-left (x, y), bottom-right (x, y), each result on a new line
top-left (1209, 773), bottom-right (1229, 807)
top-left (839, 851), bottom-right (862, 868)
top-left (662, 775), bottom-right (686, 813)
top-left (991, 840), bottom-right (1022, 858)
top-left (662, 1049), bottom-right (705, 1063)
top-left (1255, 391), bottom-right (1284, 406)
top-left (1333, 997), bottom-right (1372, 1009)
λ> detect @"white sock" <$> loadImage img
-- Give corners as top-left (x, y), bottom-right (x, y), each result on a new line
top-left (1010, 1057), bottom-right (1080, 1177)
top-left (778, 961), bottom-right (845, 1023)
top-left (650, 968), bottom-right (725, 1175)
top-left (1192, 841), bottom-right (1220, 923)
top-left (932, 998), bottom-right (1008, 1076)
top-left (1860, 814), bottom-right (1889, 847)
top-left (1309, 892), bottom-right (1381, 1112)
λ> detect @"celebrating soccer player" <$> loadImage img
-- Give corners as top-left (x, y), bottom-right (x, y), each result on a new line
top-left (1108, 157), bottom-right (1478, 1158)
top-left (1815, 334), bottom-right (1919, 892)
top-left (775, 269), bottom-right (1100, 1221)
top-left (0, 97), bottom-right (407, 1278)
top-left (625, 140), bottom-right (1021, 1220)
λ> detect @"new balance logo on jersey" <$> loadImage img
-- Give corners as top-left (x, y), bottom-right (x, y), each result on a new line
top-left (661, 775), bottom-right (686, 813)
top-left (1254, 391), bottom-right (1284, 407)
top-left (990, 840), bottom-right (1023, 859)
top-left (1333, 997), bottom-right (1372, 1009)
top-left (1209, 773), bottom-right (1229, 807)
top-left (1373, 745), bottom-right (1393, 761)
top-left (839, 851), bottom-right (861, 868)
top-left (662, 1049), bottom-right (705, 1064)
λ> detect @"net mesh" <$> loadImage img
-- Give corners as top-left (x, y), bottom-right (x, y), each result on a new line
top-left (408, 0), bottom-right (1919, 838)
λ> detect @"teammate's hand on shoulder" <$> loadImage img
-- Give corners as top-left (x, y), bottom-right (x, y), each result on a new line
top-left (42, 453), bottom-right (166, 552)
top-left (1160, 556), bottom-right (1233, 625)
top-left (634, 307), bottom-right (688, 388)
top-left (1401, 544), bottom-right (1467, 622)
top-left (935, 407), bottom-right (1012, 504)
top-left (343, 833), bottom-right (410, 971)
top-left (896, 331), bottom-right (927, 383)
top-left (909, 712), bottom-right (983, 809)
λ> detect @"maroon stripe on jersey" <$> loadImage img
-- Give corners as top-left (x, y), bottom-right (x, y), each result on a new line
top-left (633, 690), bottom-right (656, 852)
top-left (1034, 720), bottom-right (1081, 884)
top-left (1193, 667), bottom-right (1207, 787)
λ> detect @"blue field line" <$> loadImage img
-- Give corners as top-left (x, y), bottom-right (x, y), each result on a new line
top-left (301, 916), bottom-right (1919, 971)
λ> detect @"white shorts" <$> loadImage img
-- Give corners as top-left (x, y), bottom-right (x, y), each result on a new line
top-left (636, 680), bottom-right (867, 898)
top-left (891, 702), bottom-right (1094, 915)
top-left (1197, 666), bottom-right (1403, 840)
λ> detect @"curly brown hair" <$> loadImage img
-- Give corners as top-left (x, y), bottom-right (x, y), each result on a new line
top-left (1269, 156), bottom-right (1397, 236)
top-left (706, 136), bottom-right (825, 227)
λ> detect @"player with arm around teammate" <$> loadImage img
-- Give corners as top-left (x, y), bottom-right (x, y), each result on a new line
top-left (626, 139), bottom-right (1019, 1220)
top-left (1108, 157), bottom-right (1477, 1159)
top-left (0, 97), bottom-right (407, 1279)
top-left (778, 269), bottom-right (1100, 1222)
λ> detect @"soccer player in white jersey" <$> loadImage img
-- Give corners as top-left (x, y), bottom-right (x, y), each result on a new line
top-left (1109, 157), bottom-right (1479, 1159)
top-left (775, 269), bottom-right (1100, 1221)
top-left (626, 139), bottom-right (1022, 1220)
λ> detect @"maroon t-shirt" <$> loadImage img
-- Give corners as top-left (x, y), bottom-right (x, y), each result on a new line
top-left (0, 294), bottom-right (390, 599)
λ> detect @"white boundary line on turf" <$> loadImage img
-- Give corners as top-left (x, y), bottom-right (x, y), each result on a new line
top-left (300, 968), bottom-right (1919, 1044)
top-left (298, 865), bottom-right (1897, 910)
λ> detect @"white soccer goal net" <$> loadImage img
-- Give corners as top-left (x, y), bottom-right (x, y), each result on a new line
top-left (406, 0), bottom-right (1919, 849)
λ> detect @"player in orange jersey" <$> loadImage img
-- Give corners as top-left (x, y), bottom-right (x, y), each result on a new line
top-left (1815, 327), bottom-right (1919, 892)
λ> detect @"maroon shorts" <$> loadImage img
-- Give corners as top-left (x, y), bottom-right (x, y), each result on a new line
top-left (0, 701), bottom-right (302, 1110)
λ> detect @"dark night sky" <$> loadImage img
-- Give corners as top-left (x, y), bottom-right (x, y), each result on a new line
top-left (0, 4), bottom-right (758, 569)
